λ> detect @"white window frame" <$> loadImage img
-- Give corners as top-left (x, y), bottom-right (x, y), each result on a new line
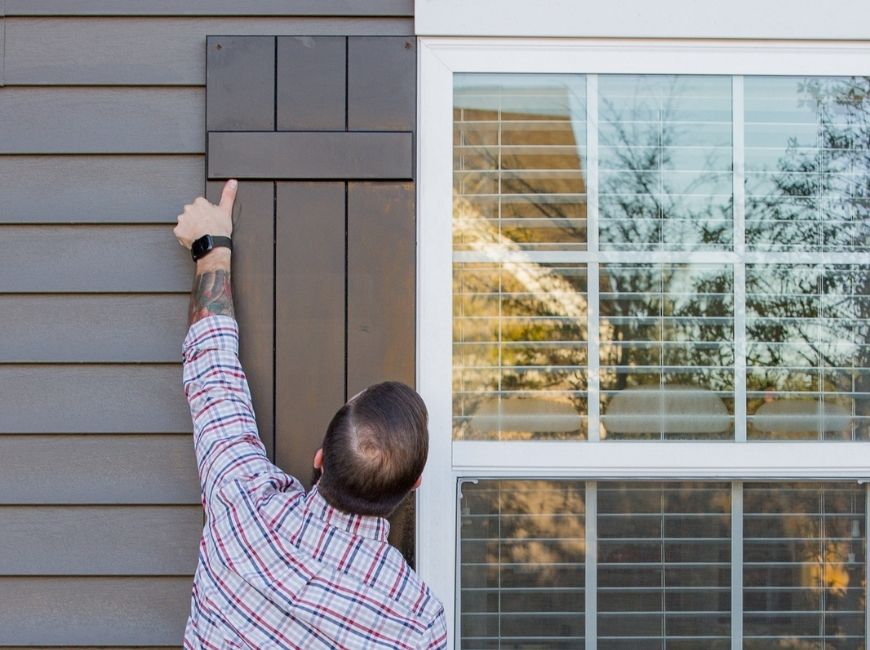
top-left (415, 38), bottom-right (870, 647)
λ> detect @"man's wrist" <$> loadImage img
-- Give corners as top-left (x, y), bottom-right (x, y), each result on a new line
top-left (195, 248), bottom-right (232, 273)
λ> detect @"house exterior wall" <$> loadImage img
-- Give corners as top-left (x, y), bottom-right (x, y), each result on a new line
top-left (0, 2), bottom-right (413, 646)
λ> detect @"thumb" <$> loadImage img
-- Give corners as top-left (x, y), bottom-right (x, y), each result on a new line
top-left (219, 179), bottom-right (238, 213)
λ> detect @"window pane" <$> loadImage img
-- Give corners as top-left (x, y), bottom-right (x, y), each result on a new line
top-left (598, 75), bottom-right (733, 251)
top-left (598, 482), bottom-right (731, 650)
top-left (454, 74), bottom-right (588, 252)
top-left (746, 264), bottom-right (870, 440)
top-left (453, 262), bottom-right (588, 440)
top-left (452, 73), bottom-right (869, 443)
top-left (600, 264), bottom-right (734, 439)
top-left (744, 482), bottom-right (866, 649)
top-left (457, 480), bottom-right (868, 648)
top-left (459, 480), bottom-right (586, 649)
top-left (745, 77), bottom-right (870, 253)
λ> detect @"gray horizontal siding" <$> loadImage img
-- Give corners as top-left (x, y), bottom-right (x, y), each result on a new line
top-left (4, 17), bottom-right (413, 85)
top-left (0, 88), bottom-right (203, 153)
top-left (4, 0), bottom-right (413, 16)
top-left (0, 295), bottom-right (188, 362)
top-left (0, 577), bottom-right (192, 644)
top-left (0, 365), bottom-right (190, 433)
top-left (2, 7), bottom-right (414, 647)
top-left (0, 226), bottom-right (190, 292)
top-left (0, 506), bottom-right (201, 574)
top-left (0, 155), bottom-right (204, 223)
top-left (0, 436), bottom-right (199, 504)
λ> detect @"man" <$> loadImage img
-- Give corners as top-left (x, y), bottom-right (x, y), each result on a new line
top-left (174, 179), bottom-right (447, 649)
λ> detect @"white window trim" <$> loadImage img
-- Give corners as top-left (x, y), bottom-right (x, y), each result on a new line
top-left (415, 0), bottom-right (870, 40)
top-left (415, 38), bottom-right (870, 647)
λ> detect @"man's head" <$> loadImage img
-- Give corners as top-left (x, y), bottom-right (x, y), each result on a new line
top-left (314, 381), bottom-right (429, 518)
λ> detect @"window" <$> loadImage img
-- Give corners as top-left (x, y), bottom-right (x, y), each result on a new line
top-left (417, 40), bottom-right (870, 649)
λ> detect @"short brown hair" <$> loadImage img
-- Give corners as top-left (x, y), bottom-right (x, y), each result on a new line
top-left (317, 381), bottom-right (429, 518)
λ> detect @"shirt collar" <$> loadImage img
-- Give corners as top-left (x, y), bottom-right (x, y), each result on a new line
top-left (304, 485), bottom-right (390, 542)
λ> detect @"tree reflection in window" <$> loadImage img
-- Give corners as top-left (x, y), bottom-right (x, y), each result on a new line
top-left (452, 74), bottom-right (868, 441)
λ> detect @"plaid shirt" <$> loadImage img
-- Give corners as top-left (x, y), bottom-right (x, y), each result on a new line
top-left (181, 315), bottom-right (447, 649)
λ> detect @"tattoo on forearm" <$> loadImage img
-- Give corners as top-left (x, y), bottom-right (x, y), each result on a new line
top-left (189, 270), bottom-right (234, 325)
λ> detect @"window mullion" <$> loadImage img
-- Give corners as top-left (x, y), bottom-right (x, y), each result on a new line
top-left (585, 480), bottom-right (598, 650)
top-left (731, 481), bottom-right (744, 650)
top-left (733, 74), bottom-right (747, 442)
top-left (586, 73), bottom-right (601, 442)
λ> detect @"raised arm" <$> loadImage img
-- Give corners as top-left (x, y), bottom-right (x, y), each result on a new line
top-left (174, 180), bottom-right (279, 505)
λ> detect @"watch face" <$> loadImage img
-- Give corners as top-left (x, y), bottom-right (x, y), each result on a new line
top-left (191, 234), bottom-right (213, 261)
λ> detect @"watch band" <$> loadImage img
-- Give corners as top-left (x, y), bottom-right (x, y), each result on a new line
top-left (191, 234), bottom-right (233, 262)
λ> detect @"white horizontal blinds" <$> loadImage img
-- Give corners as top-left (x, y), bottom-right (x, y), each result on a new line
top-left (597, 75), bottom-right (733, 252)
top-left (743, 482), bottom-right (866, 649)
top-left (744, 77), bottom-right (870, 254)
top-left (453, 74), bottom-right (590, 440)
top-left (742, 76), bottom-right (870, 441)
top-left (597, 482), bottom-right (731, 650)
top-left (746, 264), bottom-right (870, 440)
top-left (459, 480), bottom-right (586, 649)
top-left (453, 263), bottom-right (589, 440)
top-left (454, 74), bottom-right (588, 253)
top-left (599, 264), bottom-right (735, 439)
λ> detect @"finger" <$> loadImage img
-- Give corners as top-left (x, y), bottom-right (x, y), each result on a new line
top-left (219, 179), bottom-right (238, 213)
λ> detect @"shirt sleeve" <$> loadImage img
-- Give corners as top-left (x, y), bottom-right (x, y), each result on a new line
top-left (422, 608), bottom-right (448, 649)
top-left (182, 314), bottom-right (279, 505)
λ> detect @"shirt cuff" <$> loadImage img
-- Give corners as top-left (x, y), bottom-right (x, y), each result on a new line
top-left (182, 315), bottom-right (239, 360)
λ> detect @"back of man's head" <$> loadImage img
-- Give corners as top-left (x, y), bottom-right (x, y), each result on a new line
top-left (318, 381), bottom-right (429, 518)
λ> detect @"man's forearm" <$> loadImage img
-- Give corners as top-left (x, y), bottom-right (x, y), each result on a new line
top-left (188, 250), bottom-right (234, 325)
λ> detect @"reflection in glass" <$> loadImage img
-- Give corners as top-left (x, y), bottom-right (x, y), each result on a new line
top-left (453, 263), bottom-right (588, 440)
top-left (744, 482), bottom-right (866, 649)
top-left (747, 265), bottom-right (870, 440)
top-left (598, 482), bottom-right (731, 650)
top-left (598, 75), bottom-right (733, 251)
top-left (745, 77), bottom-right (870, 253)
top-left (600, 264), bottom-right (734, 439)
top-left (454, 74), bottom-right (588, 252)
top-left (459, 480), bottom-right (586, 649)
top-left (452, 73), bottom-right (868, 444)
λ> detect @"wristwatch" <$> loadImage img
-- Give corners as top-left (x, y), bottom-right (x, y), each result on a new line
top-left (191, 234), bottom-right (233, 262)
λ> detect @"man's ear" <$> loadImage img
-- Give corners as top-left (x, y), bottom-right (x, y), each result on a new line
top-left (411, 475), bottom-right (422, 490)
top-left (313, 448), bottom-right (324, 470)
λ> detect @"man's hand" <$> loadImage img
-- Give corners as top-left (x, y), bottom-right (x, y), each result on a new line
top-left (178, 179), bottom-right (238, 325)
top-left (174, 179), bottom-right (237, 250)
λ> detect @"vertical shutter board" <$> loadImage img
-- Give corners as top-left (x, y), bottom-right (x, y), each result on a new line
top-left (274, 182), bottom-right (345, 487)
top-left (0, 577), bottom-right (192, 645)
top-left (206, 181), bottom-right (275, 460)
top-left (206, 36), bottom-right (275, 131)
top-left (276, 36), bottom-right (346, 131)
top-left (346, 182), bottom-right (415, 395)
top-left (347, 36), bottom-right (416, 132)
top-left (348, 179), bottom-right (415, 574)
